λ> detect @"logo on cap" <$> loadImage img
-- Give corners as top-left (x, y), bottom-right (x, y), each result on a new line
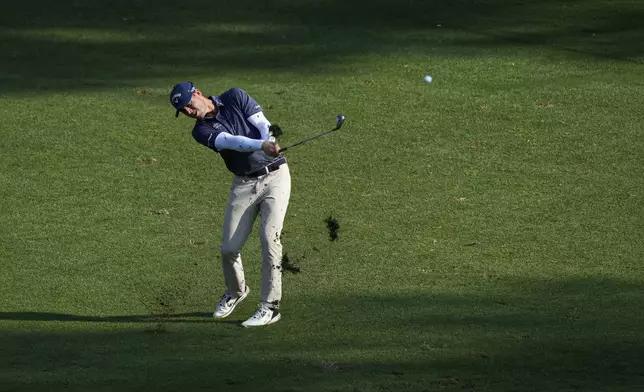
top-left (169, 81), bottom-right (196, 117)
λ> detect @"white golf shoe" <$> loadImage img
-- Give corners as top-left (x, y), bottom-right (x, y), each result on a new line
top-left (213, 285), bottom-right (249, 319)
top-left (241, 304), bottom-right (281, 328)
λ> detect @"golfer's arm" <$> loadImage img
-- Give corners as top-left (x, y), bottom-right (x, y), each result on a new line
top-left (247, 112), bottom-right (272, 140)
top-left (214, 132), bottom-right (263, 151)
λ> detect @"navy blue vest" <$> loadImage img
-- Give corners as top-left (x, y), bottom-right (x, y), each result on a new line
top-left (191, 88), bottom-right (283, 176)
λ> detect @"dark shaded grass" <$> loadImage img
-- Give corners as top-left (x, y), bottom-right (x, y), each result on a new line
top-left (1, 277), bottom-right (643, 392)
top-left (1, 0), bottom-right (642, 93)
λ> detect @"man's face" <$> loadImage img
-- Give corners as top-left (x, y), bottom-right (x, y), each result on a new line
top-left (182, 90), bottom-right (210, 119)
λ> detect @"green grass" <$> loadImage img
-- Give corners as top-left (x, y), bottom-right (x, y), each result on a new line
top-left (1, 0), bottom-right (643, 391)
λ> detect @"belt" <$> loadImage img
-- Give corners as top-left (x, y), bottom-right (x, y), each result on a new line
top-left (244, 158), bottom-right (286, 178)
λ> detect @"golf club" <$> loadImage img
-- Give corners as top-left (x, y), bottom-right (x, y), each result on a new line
top-left (279, 114), bottom-right (346, 153)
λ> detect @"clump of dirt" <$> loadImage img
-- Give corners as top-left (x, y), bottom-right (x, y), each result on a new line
top-left (138, 156), bottom-right (158, 166)
top-left (269, 124), bottom-right (283, 138)
top-left (324, 216), bottom-right (340, 241)
top-left (188, 239), bottom-right (206, 247)
top-left (154, 291), bottom-right (177, 316)
top-left (281, 253), bottom-right (301, 274)
top-left (139, 286), bottom-right (188, 333)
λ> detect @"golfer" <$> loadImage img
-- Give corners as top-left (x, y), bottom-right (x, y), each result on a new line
top-left (170, 82), bottom-right (290, 327)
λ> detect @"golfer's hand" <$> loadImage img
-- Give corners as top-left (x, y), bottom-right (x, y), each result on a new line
top-left (261, 141), bottom-right (281, 157)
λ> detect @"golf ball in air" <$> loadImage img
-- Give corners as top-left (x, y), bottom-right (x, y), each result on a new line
top-left (424, 75), bottom-right (433, 83)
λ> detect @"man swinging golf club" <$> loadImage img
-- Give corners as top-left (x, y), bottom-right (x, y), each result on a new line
top-left (169, 81), bottom-right (289, 327)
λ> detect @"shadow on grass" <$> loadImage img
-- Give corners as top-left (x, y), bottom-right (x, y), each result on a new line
top-left (1, 276), bottom-right (643, 391)
top-left (0, 312), bottom-right (217, 323)
top-left (0, 0), bottom-right (642, 93)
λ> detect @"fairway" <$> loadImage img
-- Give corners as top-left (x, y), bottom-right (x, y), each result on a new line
top-left (1, 0), bottom-right (643, 391)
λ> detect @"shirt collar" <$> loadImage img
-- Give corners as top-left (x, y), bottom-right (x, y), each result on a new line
top-left (210, 95), bottom-right (224, 107)
top-left (201, 96), bottom-right (224, 122)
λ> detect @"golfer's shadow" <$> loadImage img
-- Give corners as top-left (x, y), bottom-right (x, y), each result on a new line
top-left (0, 311), bottom-right (241, 325)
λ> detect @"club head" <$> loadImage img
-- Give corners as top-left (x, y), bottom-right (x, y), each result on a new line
top-left (334, 114), bottom-right (346, 130)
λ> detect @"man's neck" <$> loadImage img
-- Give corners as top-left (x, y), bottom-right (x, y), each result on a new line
top-left (206, 97), bottom-right (217, 118)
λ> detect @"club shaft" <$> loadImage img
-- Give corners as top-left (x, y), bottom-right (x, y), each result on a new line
top-left (279, 127), bottom-right (338, 152)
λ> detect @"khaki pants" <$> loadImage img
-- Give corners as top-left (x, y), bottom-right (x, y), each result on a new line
top-left (220, 164), bottom-right (291, 308)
